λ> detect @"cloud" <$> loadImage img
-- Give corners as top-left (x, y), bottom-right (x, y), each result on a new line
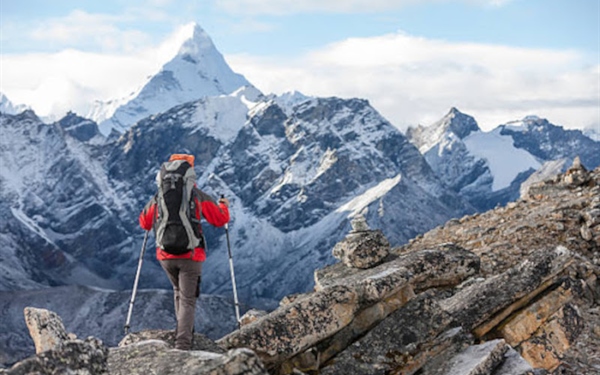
top-left (1, 23), bottom-right (195, 119)
top-left (215, 0), bottom-right (513, 14)
top-left (26, 10), bottom-right (155, 53)
top-left (2, 23), bottom-right (596, 133)
top-left (226, 32), bottom-right (598, 131)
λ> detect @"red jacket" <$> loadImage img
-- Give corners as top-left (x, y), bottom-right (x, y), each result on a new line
top-left (139, 189), bottom-right (230, 262)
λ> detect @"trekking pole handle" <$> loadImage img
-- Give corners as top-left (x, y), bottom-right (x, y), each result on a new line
top-left (220, 194), bottom-right (229, 231)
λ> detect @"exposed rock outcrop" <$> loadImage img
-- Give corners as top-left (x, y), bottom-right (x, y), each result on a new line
top-left (23, 307), bottom-right (71, 354)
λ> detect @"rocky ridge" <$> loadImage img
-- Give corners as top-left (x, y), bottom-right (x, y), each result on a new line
top-left (2, 161), bottom-right (598, 374)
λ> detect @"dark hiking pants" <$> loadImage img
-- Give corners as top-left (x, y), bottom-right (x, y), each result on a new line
top-left (159, 259), bottom-right (202, 350)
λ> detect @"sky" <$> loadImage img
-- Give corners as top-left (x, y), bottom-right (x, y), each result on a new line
top-left (0, 0), bottom-right (598, 132)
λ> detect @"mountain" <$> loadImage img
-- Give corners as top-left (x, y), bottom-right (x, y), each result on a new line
top-left (0, 89), bottom-right (477, 366)
top-left (498, 115), bottom-right (600, 169)
top-left (91, 23), bottom-right (253, 135)
top-left (0, 92), bottom-right (28, 115)
top-left (0, 83), bottom-right (474, 302)
top-left (6, 163), bottom-right (600, 374)
top-left (103, 90), bottom-right (474, 306)
top-left (407, 108), bottom-right (600, 210)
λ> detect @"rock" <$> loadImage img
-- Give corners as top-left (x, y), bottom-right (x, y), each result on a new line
top-left (499, 278), bottom-right (580, 346)
top-left (563, 156), bottom-right (590, 186)
top-left (318, 245), bottom-right (479, 305)
top-left (442, 339), bottom-right (509, 375)
top-left (583, 208), bottom-right (600, 228)
top-left (319, 292), bottom-right (466, 375)
top-left (440, 246), bottom-right (573, 336)
top-left (282, 284), bottom-right (416, 372)
top-left (3, 337), bottom-right (108, 375)
top-left (119, 330), bottom-right (225, 353)
top-left (23, 307), bottom-right (70, 354)
top-left (108, 340), bottom-right (267, 375)
top-left (217, 285), bottom-right (359, 368)
top-left (517, 303), bottom-right (584, 372)
top-left (332, 229), bottom-right (391, 269)
top-left (581, 225), bottom-right (593, 241)
top-left (493, 346), bottom-right (535, 375)
top-left (240, 309), bottom-right (268, 327)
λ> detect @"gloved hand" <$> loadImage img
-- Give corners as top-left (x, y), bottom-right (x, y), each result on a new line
top-left (219, 197), bottom-right (230, 207)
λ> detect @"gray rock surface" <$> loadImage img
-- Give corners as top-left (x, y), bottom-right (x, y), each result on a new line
top-left (218, 285), bottom-right (359, 368)
top-left (108, 341), bottom-right (267, 375)
top-left (119, 330), bottom-right (225, 353)
top-left (1, 337), bottom-right (108, 375)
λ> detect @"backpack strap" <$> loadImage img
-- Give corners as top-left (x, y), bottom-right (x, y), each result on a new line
top-left (190, 187), bottom-right (207, 250)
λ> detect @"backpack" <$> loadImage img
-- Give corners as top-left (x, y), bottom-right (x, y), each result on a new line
top-left (154, 159), bottom-right (203, 254)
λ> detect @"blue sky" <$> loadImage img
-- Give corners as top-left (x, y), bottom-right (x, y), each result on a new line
top-left (1, 0), bottom-right (598, 131)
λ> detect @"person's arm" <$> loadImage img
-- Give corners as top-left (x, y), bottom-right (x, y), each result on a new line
top-left (195, 188), bottom-right (230, 227)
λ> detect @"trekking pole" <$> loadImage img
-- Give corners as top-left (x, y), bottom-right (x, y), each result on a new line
top-left (124, 230), bottom-right (149, 335)
top-left (222, 194), bottom-right (241, 329)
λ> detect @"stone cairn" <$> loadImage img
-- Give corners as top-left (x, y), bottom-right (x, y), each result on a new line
top-left (332, 214), bottom-right (391, 269)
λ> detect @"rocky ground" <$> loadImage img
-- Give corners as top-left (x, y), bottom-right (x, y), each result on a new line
top-left (2, 159), bottom-right (599, 375)
top-left (396, 158), bottom-right (600, 373)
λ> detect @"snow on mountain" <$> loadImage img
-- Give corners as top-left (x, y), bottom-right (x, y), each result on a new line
top-left (498, 116), bottom-right (600, 170)
top-left (407, 107), bottom-right (480, 154)
top-left (407, 109), bottom-right (600, 211)
top-left (93, 23), bottom-right (254, 135)
top-left (0, 92), bottom-right (28, 115)
top-left (462, 128), bottom-right (540, 191)
top-left (406, 108), bottom-right (494, 209)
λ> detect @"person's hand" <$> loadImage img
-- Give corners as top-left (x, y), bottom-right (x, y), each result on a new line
top-left (219, 197), bottom-right (230, 207)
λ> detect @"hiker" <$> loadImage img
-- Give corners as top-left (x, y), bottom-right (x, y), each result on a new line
top-left (139, 153), bottom-right (230, 350)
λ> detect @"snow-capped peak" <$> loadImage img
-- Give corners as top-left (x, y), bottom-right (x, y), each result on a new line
top-left (407, 107), bottom-right (480, 154)
top-left (94, 22), bottom-right (255, 136)
top-left (501, 115), bottom-right (556, 134)
top-left (176, 23), bottom-right (217, 57)
top-left (0, 92), bottom-right (29, 115)
top-left (274, 91), bottom-right (313, 115)
top-left (441, 107), bottom-right (481, 139)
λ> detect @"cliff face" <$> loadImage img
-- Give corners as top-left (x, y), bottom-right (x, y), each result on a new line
top-left (3, 162), bottom-right (599, 375)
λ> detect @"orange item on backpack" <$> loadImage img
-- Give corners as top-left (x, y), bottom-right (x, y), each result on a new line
top-left (169, 154), bottom-right (195, 167)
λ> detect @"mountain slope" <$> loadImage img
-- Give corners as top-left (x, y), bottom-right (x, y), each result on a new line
top-left (92, 23), bottom-right (253, 135)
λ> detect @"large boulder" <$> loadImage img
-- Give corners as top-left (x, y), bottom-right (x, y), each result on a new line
top-left (23, 307), bottom-right (71, 354)
top-left (217, 285), bottom-right (359, 368)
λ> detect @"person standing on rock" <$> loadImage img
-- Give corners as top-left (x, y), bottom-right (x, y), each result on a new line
top-left (139, 153), bottom-right (230, 350)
